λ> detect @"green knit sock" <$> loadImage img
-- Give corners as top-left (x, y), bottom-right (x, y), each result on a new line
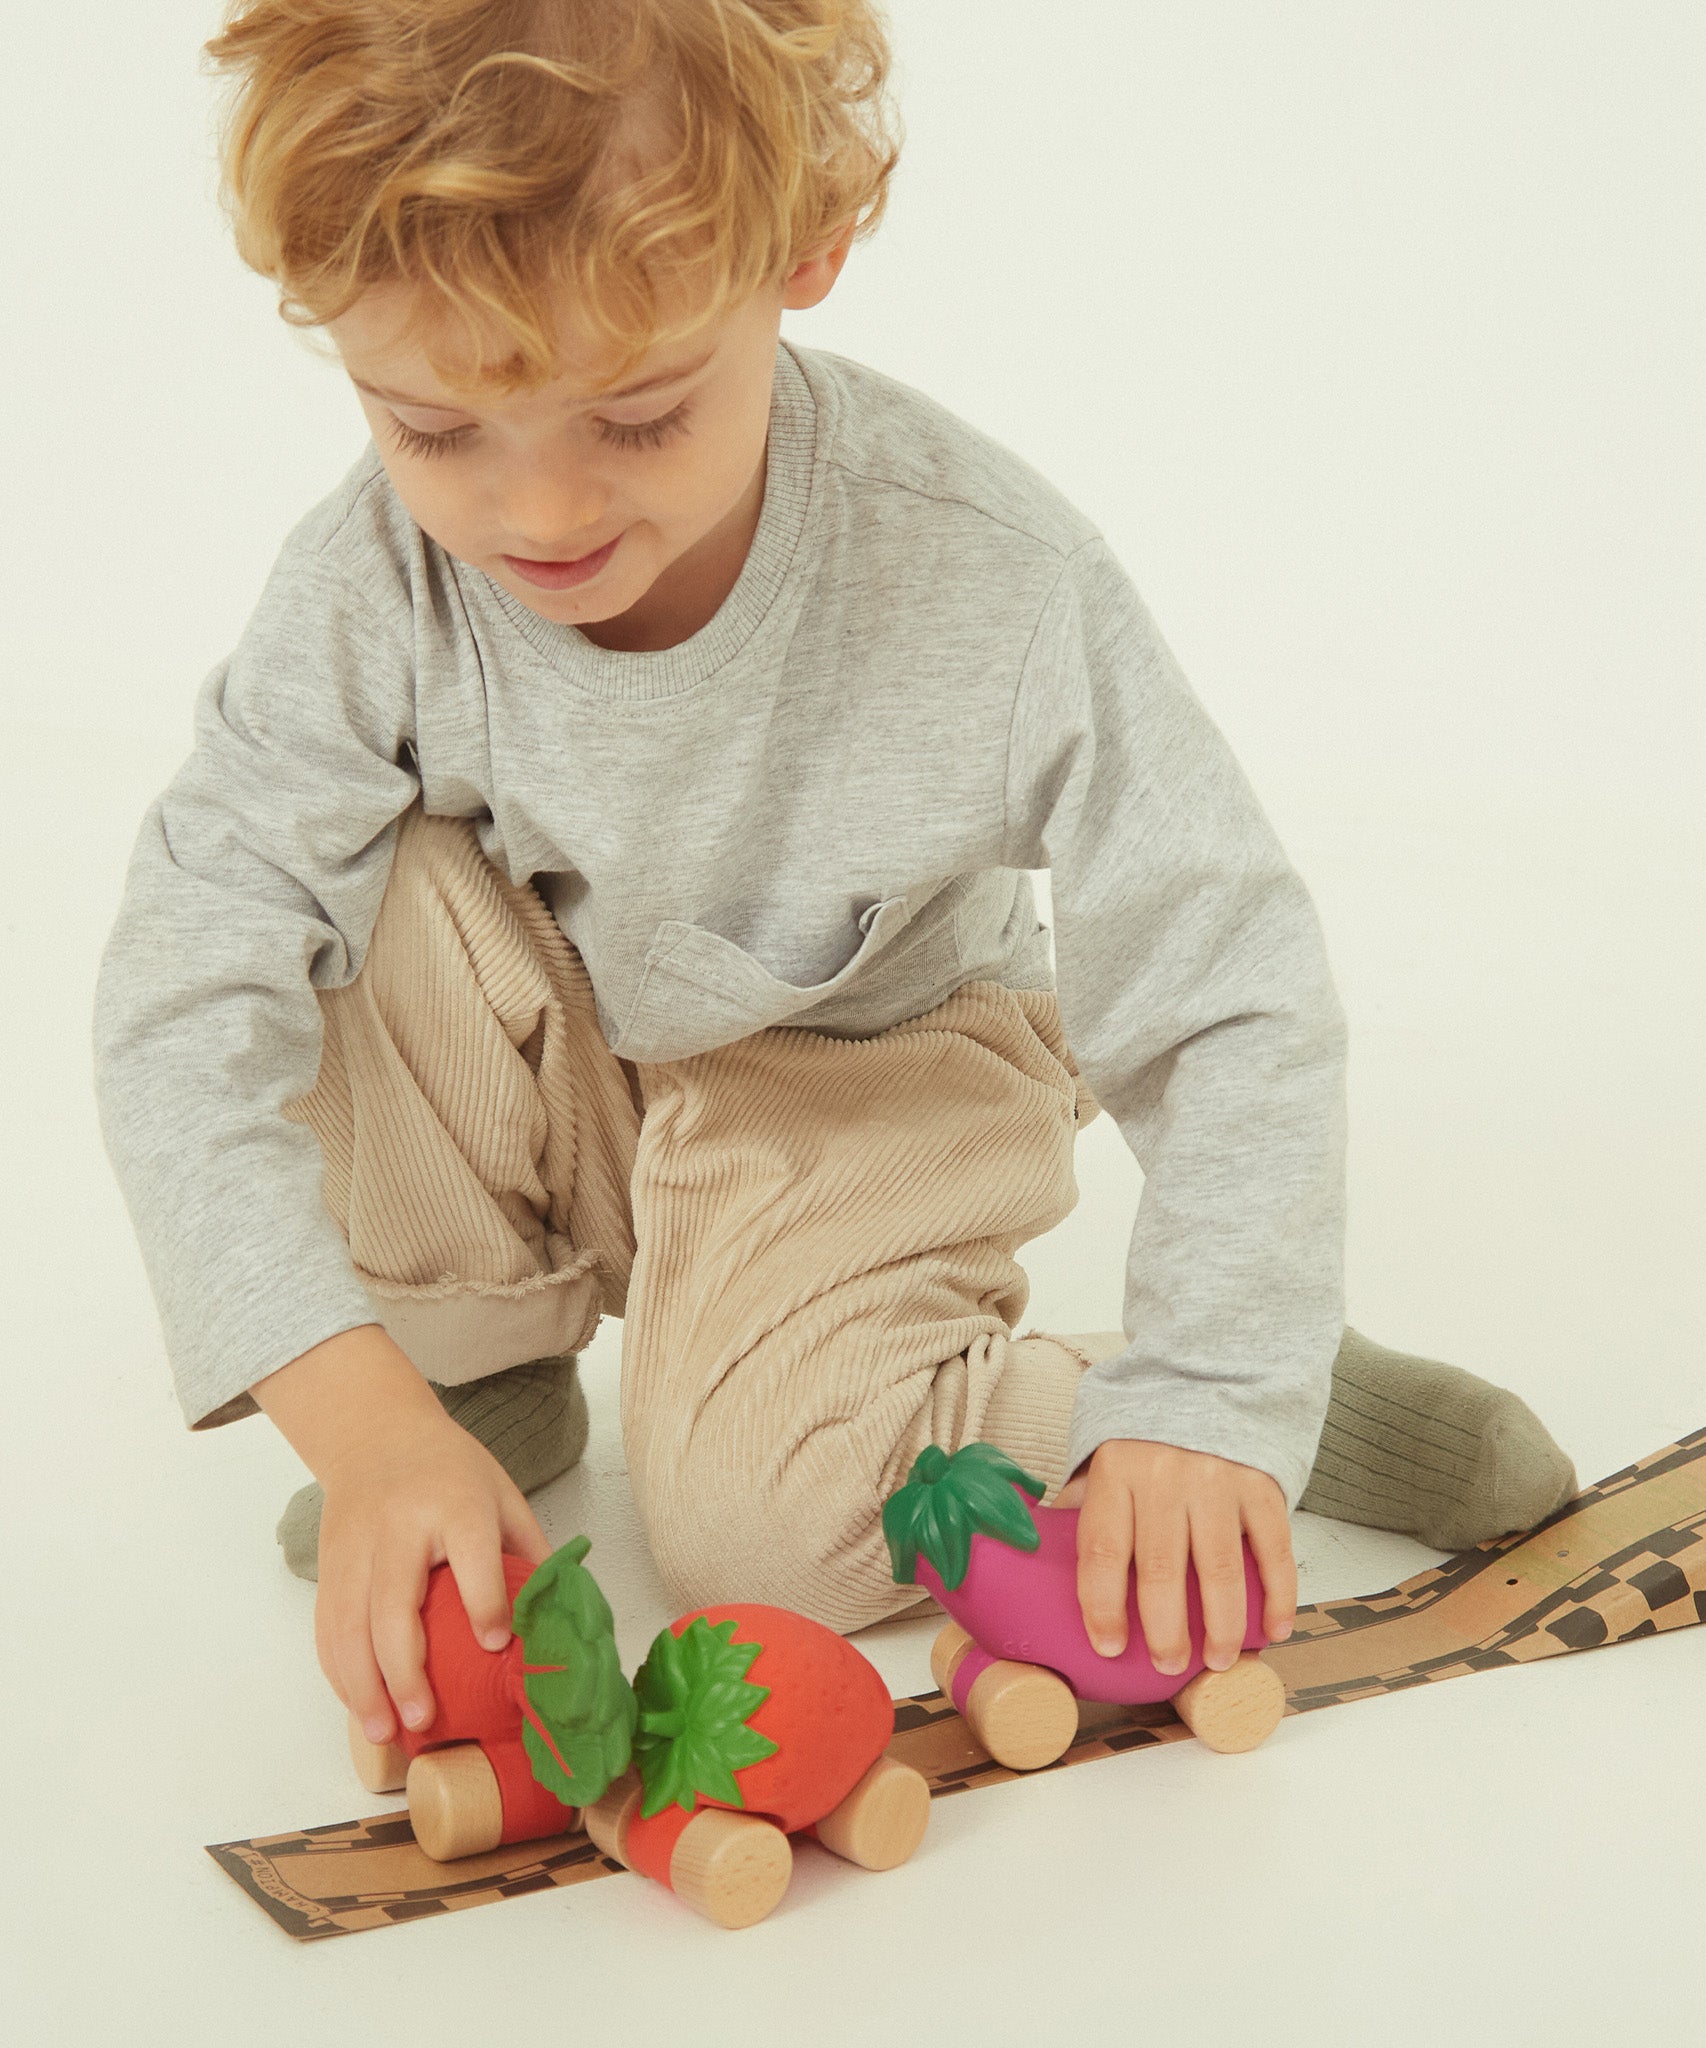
top-left (1300, 1326), bottom-right (1578, 1549)
top-left (276, 1352), bottom-right (590, 1583)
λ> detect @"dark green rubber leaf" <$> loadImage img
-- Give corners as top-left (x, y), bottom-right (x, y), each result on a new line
top-left (882, 1439), bottom-right (1044, 1590)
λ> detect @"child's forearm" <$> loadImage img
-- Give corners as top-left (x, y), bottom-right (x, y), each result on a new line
top-left (250, 1323), bottom-right (445, 1481)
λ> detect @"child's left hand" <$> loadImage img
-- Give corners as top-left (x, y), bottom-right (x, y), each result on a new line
top-left (1054, 1439), bottom-right (1296, 1671)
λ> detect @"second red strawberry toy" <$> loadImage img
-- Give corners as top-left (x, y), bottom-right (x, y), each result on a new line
top-left (584, 1602), bottom-right (931, 1928)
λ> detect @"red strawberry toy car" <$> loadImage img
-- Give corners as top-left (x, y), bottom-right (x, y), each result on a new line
top-left (584, 1603), bottom-right (931, 1928)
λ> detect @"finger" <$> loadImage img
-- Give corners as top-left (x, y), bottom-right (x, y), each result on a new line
top-left (1185, 1503), bottom-right (1248, 1672)
top-left (444, 1509), bottom-right (517, 1653)
top-left (496, 1482), bottom-right (552, 1569)
top-left (1132, 1503), bottom-right (1192, 1674)
top-left (1075, 1479), bottom-right (1137, 1657)
top-left (322, 1573), bottom-right (397, 1744)
top-left (1242, 1493), bottom-right (1298, 1643)
top-left (369, 1546), bottom-right (436, 1735)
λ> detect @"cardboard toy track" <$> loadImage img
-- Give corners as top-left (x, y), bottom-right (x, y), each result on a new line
top-left (209, 1424), bottom-right (1706, 1940)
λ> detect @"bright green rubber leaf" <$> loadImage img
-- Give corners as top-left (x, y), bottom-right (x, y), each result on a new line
top-left (512, 1535), bottom-right (638, 1808)
top-left (632, 1616), bottom-right (780, 1819)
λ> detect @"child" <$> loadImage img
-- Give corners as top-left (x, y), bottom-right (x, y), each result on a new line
top-left (93, 0), bottom-right (1575, 1754)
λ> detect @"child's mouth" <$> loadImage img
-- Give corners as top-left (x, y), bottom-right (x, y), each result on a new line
top-left (501, 533), bottom-right (622, 589)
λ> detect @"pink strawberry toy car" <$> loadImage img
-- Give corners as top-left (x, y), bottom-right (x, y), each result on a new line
top-left (884, 1441), bottom-right (1286, 1769)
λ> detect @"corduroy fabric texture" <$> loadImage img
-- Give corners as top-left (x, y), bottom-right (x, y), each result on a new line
top-left (279, 804), bottom-right (1116, 1632)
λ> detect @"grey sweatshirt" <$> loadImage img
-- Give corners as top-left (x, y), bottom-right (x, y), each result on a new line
top-left (92, 337), bottom-right (1347, 1504)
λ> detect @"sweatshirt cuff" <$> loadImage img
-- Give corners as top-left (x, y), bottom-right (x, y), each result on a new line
top-left (1064, 1358), bottom-right (1327, 1512)
top-left (170, 1276), bottom-right (385, 1432)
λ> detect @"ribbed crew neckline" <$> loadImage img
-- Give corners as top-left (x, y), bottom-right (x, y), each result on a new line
top-left (472, 337), bottom-right (821, 703)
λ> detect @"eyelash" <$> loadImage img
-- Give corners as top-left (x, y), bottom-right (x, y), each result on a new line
top-left (386, 400), bottom-right (694, 461)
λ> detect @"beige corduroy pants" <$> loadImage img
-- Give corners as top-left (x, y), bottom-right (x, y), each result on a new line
top-left (284, 804), bottom-right (1122, 1631)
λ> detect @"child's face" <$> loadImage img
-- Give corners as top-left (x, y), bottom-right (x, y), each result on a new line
top-left (328, 237), bottom-right (847, 650)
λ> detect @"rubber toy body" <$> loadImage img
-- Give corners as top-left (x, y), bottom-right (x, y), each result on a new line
top-left (915, 1502), bottom-right (1269, 1714)
top-left (395, 1553), bottom-right (580, 1847)
top-left (619, 1603), bottom-right (895, 1887)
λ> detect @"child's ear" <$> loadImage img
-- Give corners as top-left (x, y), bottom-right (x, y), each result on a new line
top-left (781, 218), bottom-right (858, 310)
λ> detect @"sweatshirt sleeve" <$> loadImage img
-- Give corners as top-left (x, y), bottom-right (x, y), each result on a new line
top-left (1004, 535), bottom-right (1347, 1508)
top-left (92, 541), bottom-right (421, 1429)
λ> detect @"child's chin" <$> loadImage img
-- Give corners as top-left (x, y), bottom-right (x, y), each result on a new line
top-left (499, 573), bottom-right (608, 620)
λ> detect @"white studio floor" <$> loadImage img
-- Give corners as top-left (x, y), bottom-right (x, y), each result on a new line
top-left (6, 5), bottom-right (1704, 2044)
top-left (5, 716), bottom-right (1702, 2047)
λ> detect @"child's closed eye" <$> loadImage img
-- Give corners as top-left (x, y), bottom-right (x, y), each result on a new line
top-left (386, 415), bottom-right (477, 461)
top-left (384, 401), bottom-right (694, 461)
top-left (594, 400), bottom-right (695, 451)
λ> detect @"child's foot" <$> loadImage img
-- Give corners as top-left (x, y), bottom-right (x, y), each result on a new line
top-left (276, 1352), bottom-right (590, 1582)
top-left (1300, 1326), bottom-right (1577, 1549)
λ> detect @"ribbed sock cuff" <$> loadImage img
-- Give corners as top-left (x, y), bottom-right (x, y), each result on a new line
top-left (1300, 1328), bottom-right (1577, 1548)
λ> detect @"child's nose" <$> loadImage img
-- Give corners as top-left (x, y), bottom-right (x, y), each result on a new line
top-left (499, 465), bottom-right (613, 555)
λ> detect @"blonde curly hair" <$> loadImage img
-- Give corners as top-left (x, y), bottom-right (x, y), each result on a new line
top-left (203, 0), bottom-right (904, 392)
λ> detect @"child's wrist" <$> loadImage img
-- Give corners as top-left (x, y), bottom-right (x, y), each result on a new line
top-left (250, 1322), bottom-right (443, 1480)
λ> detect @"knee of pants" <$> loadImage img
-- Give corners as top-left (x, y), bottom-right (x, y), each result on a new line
top-left (641, 1432), bottom-right (914, 1636)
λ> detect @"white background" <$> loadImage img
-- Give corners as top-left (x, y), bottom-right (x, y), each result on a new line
top-left (3, 4), bottom-right (1701, 2042)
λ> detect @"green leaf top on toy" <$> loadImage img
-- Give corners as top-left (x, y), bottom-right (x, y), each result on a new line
top-left (882, 1439), bottom-right (1046, 1591)
top-left (631, 1616), bottom-right (781, 1819)
top-left (511, 1535), bottom-right (638, 1808)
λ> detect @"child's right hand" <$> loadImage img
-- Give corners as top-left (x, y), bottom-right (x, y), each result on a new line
top-left (250, 1324), bottom-right (552, 1745)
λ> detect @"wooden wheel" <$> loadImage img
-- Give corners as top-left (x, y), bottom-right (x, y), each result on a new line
top-left (585, 1772), bottom-right (795, 1928)
top-left (582, 1769), bottom-right (646, 1866)
top-left (346, 1711), bottom-right (408, 1794)
top-left (931, 1620), bottom-right (975, 1697)
top-left (963, 1659), bottom-right (1080, 1772)
top-left (1172, 1652), bottom-right (1286, 1754)
top-left (814, 1753), bottom-right (930, 1871)
top-left (670, 1810), bottom-right (794, 1929)
top-left (406, 1743), bottom-right (505, 1861)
